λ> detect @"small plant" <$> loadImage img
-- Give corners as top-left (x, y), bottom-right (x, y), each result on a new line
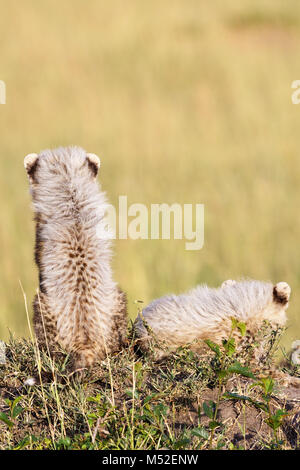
top-left (204, 318), bottom-right (255, 448)
top-left (249, 377), bottom-right (287, 448)
top-left (224, 377), bottom-right (289, 449)
top-left (0, 396), bottom-right (24, 429)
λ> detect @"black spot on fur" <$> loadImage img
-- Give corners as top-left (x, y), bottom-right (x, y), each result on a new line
top-left (27, 158), bottom-right (39, 182)
top-left (87, 158), bottom-right (98, 177)
top-left (34, 214), bottom-right (46, 294)
top-left (273, 286), bottom-right (288, 305)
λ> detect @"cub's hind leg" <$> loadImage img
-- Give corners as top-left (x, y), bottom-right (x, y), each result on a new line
top-left (110, 288), bottom-right (128, 353)
top-left (33, 292), bottom-right (58, 353)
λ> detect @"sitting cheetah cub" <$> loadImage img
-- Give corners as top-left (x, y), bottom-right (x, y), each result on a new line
top-left (24, 146), bottom-right (127, 369)
top-left (134, 279), bottom-right (291, 358)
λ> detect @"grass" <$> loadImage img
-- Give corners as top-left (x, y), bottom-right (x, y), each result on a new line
top-left (0, 319), bottom-right (299, 450)
top-left (1, 1), bottom-right (300, 351)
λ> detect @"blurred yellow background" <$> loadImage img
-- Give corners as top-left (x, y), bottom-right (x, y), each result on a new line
top-left (0, 0), bottom-right (299, 351)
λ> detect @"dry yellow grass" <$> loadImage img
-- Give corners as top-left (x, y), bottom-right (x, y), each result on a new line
top-left (0, 0), bottom-right (300, 351)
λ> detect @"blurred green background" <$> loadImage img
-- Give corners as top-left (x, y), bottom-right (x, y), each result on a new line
top-left (0, 0), bottom-right (300, 351)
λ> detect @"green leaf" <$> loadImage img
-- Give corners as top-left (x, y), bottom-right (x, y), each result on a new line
top-left (223, 392), bottom-right (269, 412)
top-left (223, 337), bottom-right (236, 357)
top-left (204, 339), bottom-right (221, 357)
top-left (13, 435), bottom-right (38, 450)
top-left (191, 427), bottom-right (209, 440)
top-left (231, 318), bottom-right (246, 336)
top-left (56, 437), bottom-right (72, 450)
top-left (227, 361), bottom-right (256, 378)
top-left (261, 377), bottom-right (274, 395)
top-left (237, 322), bottom-right (246, 337)
top-left (134, 361), bottom-right (144, 387)
top-left (223, 392), bottom-right (252, 402)
top-left (274, 409), bottom-right (288, 419)
top-left (125, 389), bottom-right (139, 400)
top-left (11, 396), bottom-right (23, 411)
top-left (203, 401), bottom-right (215, 419)
top-left (250, 377), bottom-right (274, 395)
top-left (153, 403), bottom-right (168, 418)
top-left (0, 412), bottom-right (14, 428)
top-left (173, 437), bottom-right (190, 449)
top-left (250, 400), bottom-right (269, 413)
top-left (217, 369), bottom-right (228, 379)
top-left (12, 405), bottom-right (23, 419)
top-left (134, 361), bottom-right (142, 370)
top-left (217, 439), bottom-right (226, 449)
top-left (144, 393), bottom-right (161, 404)
top-left (266, 409), bottom-right (288, 430)
top-left (209, 420), bottom-right (221, 430)
top-left (86, 394), bottom-right (102, 404)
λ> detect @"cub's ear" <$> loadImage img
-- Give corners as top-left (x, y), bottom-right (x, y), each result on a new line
top-left (86, 153), bottom-right (100, 178)
top-left (24, 153), bottom-right (39, 182)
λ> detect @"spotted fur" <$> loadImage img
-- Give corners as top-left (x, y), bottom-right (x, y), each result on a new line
top-left (25, 146), bottom-right (127, 369)
top-left (135, 279), bottom-right (291, 358)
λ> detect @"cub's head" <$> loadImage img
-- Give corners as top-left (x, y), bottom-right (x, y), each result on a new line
top-left (24, 146), bottom-right (101, 186)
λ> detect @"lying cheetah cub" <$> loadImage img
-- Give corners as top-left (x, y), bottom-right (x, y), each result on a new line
top-left (24, 146), bottom-right (127, 369)
top-left (134, 279), bottom-right (291, 358)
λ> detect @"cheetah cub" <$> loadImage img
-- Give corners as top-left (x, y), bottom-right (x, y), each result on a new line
top-left (134, 279), bottom-right (291, 358)
top-left (24, 146), bottom-right (127, 369)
